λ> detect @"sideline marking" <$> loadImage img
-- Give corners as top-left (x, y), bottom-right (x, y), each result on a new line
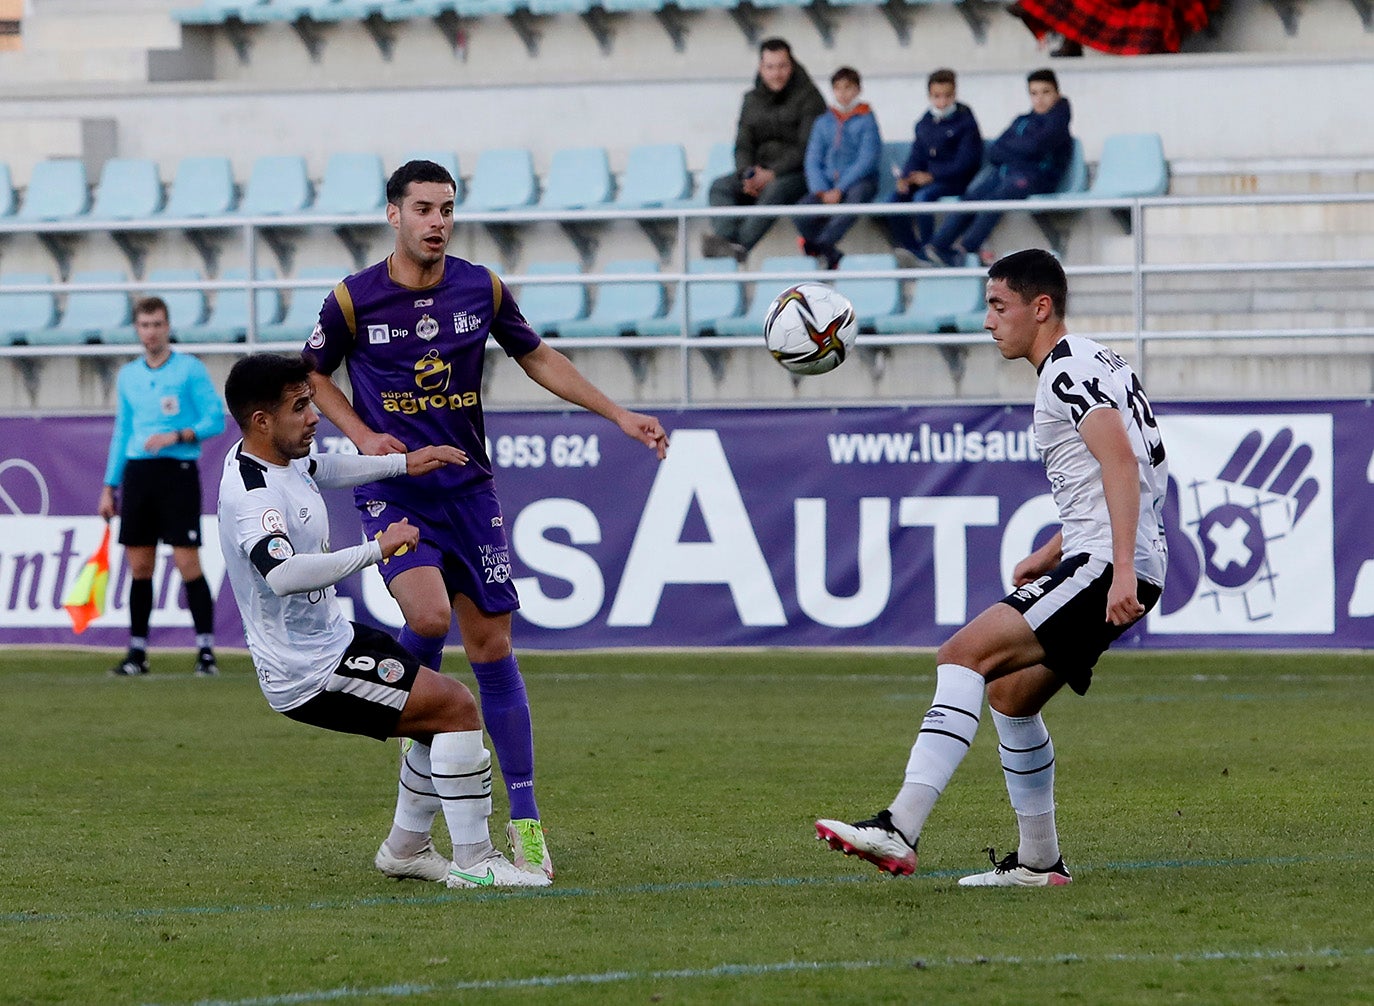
top-left (162, 946), bottom-right (1374, 1006)
top-left (1, 853), bottom-right (1345, 927)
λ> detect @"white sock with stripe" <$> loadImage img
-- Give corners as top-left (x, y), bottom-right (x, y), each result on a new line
top-left (386, 740), bottom-right (442, 857)
top-left (429, 730), bottom-right (494, 868)
top-left (887, 663), bottom-right (985, 842)
top-left (992, 710), bottom-right (1060, 869)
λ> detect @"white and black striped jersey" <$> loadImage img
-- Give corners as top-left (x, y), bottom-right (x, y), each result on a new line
top-left (217, 442), bottom-right (405, 712)
top-left (1034, 334), bottom-right (1168, 587)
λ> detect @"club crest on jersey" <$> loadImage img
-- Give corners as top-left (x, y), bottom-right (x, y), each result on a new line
top-left (376, 658), bottom-right (406, 684)
top-left (365, 500), bottom-right (387, 518)
top-left (416, 313), bottom-right (440, 341)
top-left (453, 311), bottom-right (482, 335)
top-left (490, 516), bottom-right (503, 528)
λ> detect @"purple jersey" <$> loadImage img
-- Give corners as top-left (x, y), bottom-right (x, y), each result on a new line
top-left (306, 256), bottom-right (541, 501)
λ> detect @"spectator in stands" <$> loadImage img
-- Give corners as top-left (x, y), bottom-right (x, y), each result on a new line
top-left (920, 68), bottom-right (1072, 268)
top-left (884, 68), bottom-right (983, 267)
top-left (99, 296), bottom-right (226, 678)
top-left (703, 37), bottom-right (827, 263)
top-left (793, 66), bottom-right (882, 271)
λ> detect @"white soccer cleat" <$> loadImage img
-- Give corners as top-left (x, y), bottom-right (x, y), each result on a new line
top-left (374, 839), bottom-right (451, 882)
top-left (815, 810), bottom-right (918, 876)
top-left (506, 818), bottom-right (554, 880)
top-left (447, 852), bottom-right (552, 889)
top-left (957, 848), bottom-right (1072, 887)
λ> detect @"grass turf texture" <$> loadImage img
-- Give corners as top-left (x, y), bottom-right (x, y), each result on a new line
top-left (1, 648), bottom-right (1370, 1005)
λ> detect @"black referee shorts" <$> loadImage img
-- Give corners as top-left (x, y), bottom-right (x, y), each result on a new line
top-left (118, 458), bottom-right (205, 548)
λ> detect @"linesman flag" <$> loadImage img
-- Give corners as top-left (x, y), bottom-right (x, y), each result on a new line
top-left (64, 524), bottom-right (111, 634)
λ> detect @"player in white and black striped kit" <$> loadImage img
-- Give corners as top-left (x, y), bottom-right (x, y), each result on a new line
top-left (818, 248), bottom-right (1168, 886)
top-left (218, 353), bottom-right (550, 890)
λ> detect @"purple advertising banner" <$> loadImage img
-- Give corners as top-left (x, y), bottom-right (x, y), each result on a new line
top-left (1, 400), bottom-right (1370, 649)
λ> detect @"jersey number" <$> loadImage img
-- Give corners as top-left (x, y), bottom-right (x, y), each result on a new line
top-left (1053, 371), bottom-right (1166, 468)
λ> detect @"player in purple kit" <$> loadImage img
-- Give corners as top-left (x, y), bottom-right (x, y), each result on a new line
top-left (306, 160), bottom-right (670, 882)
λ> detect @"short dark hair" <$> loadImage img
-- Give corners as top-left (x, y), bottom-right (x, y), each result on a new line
top-left (987, 249), bottom-right (1067, 319)
top-left (831, 66), bottom-right (860, 88)
top-left (386, 159), bottom-right (457, 207)
top-left (759, 37), bottom-right (792, 58)
top-left (1027, 67), bottom-right (1059, 90)
top-left (133, 295), bottom-right (168, 321)
top-left (927, 68), bottom-right (956, 90)
top-left (225, 352), bottom-right (312, 430)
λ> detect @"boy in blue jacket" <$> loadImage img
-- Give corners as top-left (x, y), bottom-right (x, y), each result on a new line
top-left (794, 66), bottom-right (881, 270)
top-left (885, 68), bottom-right (983, 262)
top-left (923, 68), bottom-right (1072, 267)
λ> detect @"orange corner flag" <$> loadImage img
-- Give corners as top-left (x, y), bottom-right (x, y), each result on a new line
top-left (63, 524), bottom-right (111, 634)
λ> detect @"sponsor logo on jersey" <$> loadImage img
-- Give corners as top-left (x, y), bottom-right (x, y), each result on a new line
top-left (414, 298), bottom-right (434, 308)
top-left (365, 500), bottom-right (387, 517)
top-left (261, 508), bottom-right (286, 533)
top-left (307, 322), bottom-right (325, 350)
top-left (490, 516), bottom-right (503, 528)
top-left (298, 507), bottom-right (310, 523)
top-left (453, 311), bottom-right (482, 335)
top-left (416, 313), bottom-right (440, 341)
top-left (266, 536), bottom-right (293, 561)
top-left (414, 348), bottom-right (449, 392)
top-left (376, 657), bottom-right (405, 684)
top-left (368, 323), bottom-right (390, 345)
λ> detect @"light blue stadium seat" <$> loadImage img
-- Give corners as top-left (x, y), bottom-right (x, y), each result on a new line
top-left (712, 255), bottom-right (818, 337)
top-left (0, 273), bottom-right (59, 346)
top-left (258, 266), bottom-right (348, 343)
top-left (601, 0), bottom-right (660, 10)
top-left (834, 254), bottom-right (903, 331)
top-left (637, 258), bottom-right (744, 337)
top-left (174, 0), bottom-right (269, 24)
top-left (681, 140), bottom-right (736, 208)
top-left (554, 260), bottom-right (663, 339)
top-left (313, 152), bottom-right (386, 215)
top-left (143, 268), bottom-right (210, 338)
top-left (1087, 133), bottom-right (1169, 198)
top-left (516, 261), bottom-right (588, 338)
top-left (872, 273), bottom-right (985, 334)
top-left (615, 144), bottom-right (690, 208)
top-left (527, 0), bottom-right (590, 12)
top-left (1028, 136), bottom-right (1089, 202)
top-left (385, 0), bottom-right (465, 17)
top-left (397, 150), bottom-right (463, 201)
top-left (162, 156), bottom-right (236, 218)
top-left (30, 270), bottom-right (131, 347)
top-left (464, 148), bottom-right (537, 211)
top-left (0, 164), bottom-right (15, 218)
top-left (17, 160), bottom-right (90, 221)
top-left (449, 0), bottom-right (518, 15)
top-left (538, 147), bottom-right (613, 211)
top-left (875, 140), bottom-right (912, 203)
top-left (238, 156), bottom-right (313, 216)
top-left (90, 159), bottom-right (165, 220)
top-left (673, 0), bottom-right (735, 8)
top-left (178, 268), bottom-right (281, 343)
top-left (240, 0), bottom-right (326, 22)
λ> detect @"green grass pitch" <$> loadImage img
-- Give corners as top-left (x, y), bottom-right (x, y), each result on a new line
top-left (2, 648), bottom-right (1370, 1004)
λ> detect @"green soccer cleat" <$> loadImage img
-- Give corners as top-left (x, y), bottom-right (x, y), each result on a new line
top-left (506, 818), bottom-right (554, 880)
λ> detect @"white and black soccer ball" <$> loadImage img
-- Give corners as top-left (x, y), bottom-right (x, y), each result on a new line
top-left (762, 282), bottom-right (858, 376)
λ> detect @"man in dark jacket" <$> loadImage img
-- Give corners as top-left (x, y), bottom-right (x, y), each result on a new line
top-left (704, 38), bottom-right (827, 262)
top-left (922, 68), bottom-right (1072, 267)
top-left (884, 68), bottom-right (983, 262)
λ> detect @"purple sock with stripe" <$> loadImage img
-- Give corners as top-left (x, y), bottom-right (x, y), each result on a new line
top-left (471, 654), bottom-right (538, 821)
top-left (398, 625), bottom-right (445, 673)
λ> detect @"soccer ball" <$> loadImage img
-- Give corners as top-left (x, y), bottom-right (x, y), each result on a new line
top-left (762, 283), bottom-right (858, 376)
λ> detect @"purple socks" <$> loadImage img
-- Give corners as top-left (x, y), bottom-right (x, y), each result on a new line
top-left (471, 655), bottom-right (538, 821)
top-left (398, 625), bottom-right (445, 672)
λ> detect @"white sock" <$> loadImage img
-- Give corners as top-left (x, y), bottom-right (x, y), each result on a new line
top-left (992, 709), bottom-right (1060, 869)
top-left (887, 663), bottom-right (985, 841)
top-left (429, 730), bottom-right (494, 865)
top-left (387, 740), bottom-right (441, 855)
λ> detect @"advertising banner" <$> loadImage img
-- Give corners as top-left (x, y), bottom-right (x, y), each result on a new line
top-left (1, 401), bottom-right (1370, 650)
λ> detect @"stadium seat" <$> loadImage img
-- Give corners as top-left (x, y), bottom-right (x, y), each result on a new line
top-left (526, 0), bottom-right (590, 12)
top-left (711, 255), bottom-right (817, 337)
top-left (162, 156), bottom-right (237, 218)
top-left (614, 144), bottom-right (691, 208)
top-left (0, 164), bottom-right (15, 218)
top-left (313, 152), bottom-right (386, 215)
top-left (833, 254), bottom-right (903, 331)
top-left (637, 257), bottom-right (744, 337)
top-left (174, 0), bottom-right (269, 24)
top-left (553, 259), bottom-right (663, 338)
top-left (1028, 136), bottom-right (1090, 202)
top-left (257, 266), bottom-right (348, 343)
top-left (238, 156), bottom-right (313, 216)
top-left (0, 273), bottom-right (59, 346)
top-left (679, 141), bottom-right (736, 208)
top-left (538, 147), bottom-right (613, 211)
top-left (447, 0), bottom-right (520, 16)
top-left (1087, 133), bottom-right (1169, 198)
top-left (90, 159), bottom-right (165, 220)
top-left (516, 261), bottom-right (589, 339)
top-left (240, 0), bottom-right (327, 22)
top-left (601, 0), bottom-right (660, 10)
top-left (29, 270), bottom-right (132, 346)
top-left (875, 140), bottom-right (912, 202)
top-left (872, 273), bottom-right (985, 334)
top-left (177, 268), bottom-right (281, 343)
top-left (143, 268), bottom-right (209, 335)
top-left (17, 160), bottom-right (90, 221)
top-left (464, 148), bottom-right (537, 211)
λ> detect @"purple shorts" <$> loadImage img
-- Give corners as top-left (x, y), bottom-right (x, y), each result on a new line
top-left (356, 484), bottom-right (519, 615)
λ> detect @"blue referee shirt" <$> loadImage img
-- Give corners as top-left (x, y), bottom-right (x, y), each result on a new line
top-left (103, 351), bottom-right (226, 487)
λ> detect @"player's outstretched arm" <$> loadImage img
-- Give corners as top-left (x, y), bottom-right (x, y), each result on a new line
top-left (1080, 407), bottom-right (1145, 626)
top-left (516, 343), bottom-right (669, 459)
top-left (308, 371), bottom-right (408, 456)
top-left (405, 445), bottom-right (467, 476)
top-left (1013, 530), bottom-right (1063, 586)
